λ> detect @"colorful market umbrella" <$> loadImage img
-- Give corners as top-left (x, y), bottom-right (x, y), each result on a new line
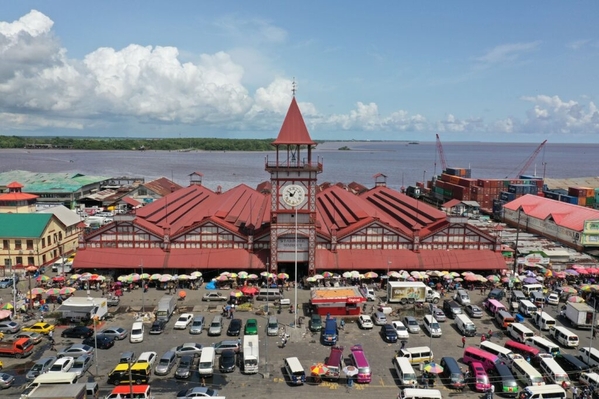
top-left (342, 271), bottom-right (353, 278)
top-left (306, 276), bottom-right (317, 283)
top-left (487, 275), bottom-right (500, 283)
top-left (36, 275), bottom-right (50, 282)
top-left (277, 272), bottom-right (289, 280)
top-left (178, 274), bottom-right (191, 280)
top-left (423, 362), bottom-right (444, 374)
top-left (0, 310), bottom-right (12, 319)
top-left (139, 273), bottom-right (150, 280)
top-left (150, 273), bottom-right (162, 280)
top-left (29, 288), bottom-right (45, 296)
top-left (69, 274), bottom-right (81, 280)
top-left (52, 276), bottom-right (65, 282)
top-left (321, 271), bottom-right (333, 279)
top-left (229, 273), bottom-right (238, 279)
top-left (314, 274), bottom-right (324, 280)
top-left (45, 288), bottom-right (61, 296)
top-left (91, 275), bottom-right (106, 282)
top-left (428, 271), bottom-right (444, 277)
top-left (230, 290), bottom-right (244, 298)
top-left (240, 286), bottom-right (259, 296)
top-left (1, 303), bottom-right (14, 310)
top-left (364, 271), bottom-right (378, 279)
top-left (159, 274), bottom-right (173, 282)
top-left (247, 274), bottom-right (258, 279)
top-left (215, 275), bottom-right (229, 282)
top-left (567, 295), bottom-right (585, 303)
top-left (80, 272), bottom-right (92, 280)
top-left (387, 271), bottom-right (401, 278)
top-left (220, 271), bottom-right (231, 277)
top-left (191, 271), bottom-right (203, 278)
top-left (454, 277), bottom-right (464, 282)
top-left (238, 271), bottom-right (249, 279)
top-left (343, 365), bottom-right (359, 376)
top-left (449, 272), bottom-right (460, 277)
top-left (310, 363), bottom-right (329, 376)
top-left (117, 275), bottom-right (129, 282)
top-left (26, 265), bottom-right (38, 273)
top-left (565, 269), bottom-right (579, 276)
top-left (260, 271), bottom-right (270, 277)
top-left (560, 286), bottom-right (578, 294)
top-left (60, 287), bottom-right (76, 296)
top-left (129, 273), bottom-right (141, 282)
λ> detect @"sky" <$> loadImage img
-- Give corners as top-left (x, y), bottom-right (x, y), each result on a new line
top-left (0, 2), bottom-right (598, 143)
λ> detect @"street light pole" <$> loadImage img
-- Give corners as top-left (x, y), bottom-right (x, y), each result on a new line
top-left (264, 259), bottom-right (270, 377)
top-left (140, 260), bottom-right (145, 313)
top-left (294, 205), bottom-right (298, 328)
top-left (587, 298), bottom-right (597, 365)
top-left (93, 302), bottom-right (99, 377)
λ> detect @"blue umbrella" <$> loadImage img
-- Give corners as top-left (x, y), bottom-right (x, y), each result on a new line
top-left (523, 277), bottom-right (538, 284)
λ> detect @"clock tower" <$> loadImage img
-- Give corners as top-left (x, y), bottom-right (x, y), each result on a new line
top-left (265, 94), bottom-right (322, 277)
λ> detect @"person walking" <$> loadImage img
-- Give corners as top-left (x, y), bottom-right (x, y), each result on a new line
top-left (461, 336), bottom-right (466, 348)
top-left (572, 385), bottom-right (578, 399)
top-left (480, 334), bottom-right (486, 343)
top-left (401, 340), bottom-right (406, 350)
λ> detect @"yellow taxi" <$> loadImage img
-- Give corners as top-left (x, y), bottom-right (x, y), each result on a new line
top-left (68, 252), bottom-right (76, 262)
top-left (22, 322), bottom-right (55, 335)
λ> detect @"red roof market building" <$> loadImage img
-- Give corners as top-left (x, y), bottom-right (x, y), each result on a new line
top-left (310, 287), bottom-right (366, 316)
top-left (75, 96), bottom-right (507, 276)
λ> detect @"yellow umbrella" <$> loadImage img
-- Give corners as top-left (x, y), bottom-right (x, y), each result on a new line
top-left (1, 303), bottom-right (13, 310)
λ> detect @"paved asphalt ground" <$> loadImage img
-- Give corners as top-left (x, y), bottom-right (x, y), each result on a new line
top-left (0, 276), bottom-right (589, 399)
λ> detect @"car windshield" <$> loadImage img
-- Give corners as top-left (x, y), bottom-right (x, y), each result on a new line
top-left (431, 323), bottom-right (440, 329)
top-left (408, 320), bottom-right (417, 325)
top-left (31, 363), bottom-right (43, 371)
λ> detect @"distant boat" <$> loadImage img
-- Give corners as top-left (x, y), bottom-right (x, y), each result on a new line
top-left (178, 148), bottom-right (193, 152)
top-left (408, 141), bottom-right (419, 145)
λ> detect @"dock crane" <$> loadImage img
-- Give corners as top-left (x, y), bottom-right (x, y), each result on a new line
top-left (506, 140), bottom-right (547, 178)
top-left (434, 134), bottom-right (448, 176)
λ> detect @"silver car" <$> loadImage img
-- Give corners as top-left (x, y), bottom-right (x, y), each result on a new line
top-left (71, 355), bottom-right (93, 378)
top-left (189, 316), bottom-right (205, 335)
top-left (57, 344), bottom-right (94, 359)
top-left (403, 316), bottom-right (421, 334)
top-left (0, 321), bottom-right (20, 334)
top-left (26, 356), bottom-right (57, 380)
top-left (154, 350), bottom-right (177, 376)
top-left (175, 355), bottom-right (194, 379)
top-left (99, 327), bottom-right (128, 340)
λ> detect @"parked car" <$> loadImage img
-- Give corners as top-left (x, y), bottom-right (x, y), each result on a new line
top-left (546, 293), bottom-right (560, 305)
top-left (403, 316), bottom-right (421, 333)
top-left (149, 320), bottom-right (167, 335)
top-left (219, 350), bottom-right (236, 373)
top-left (174, 343), bottom-right (203, 358)
top-left (0, 372), bottom-right (15, 389)
top-left (15, 331), bottom-right (42, 344)
top-left (175, 355), bottom-right (194, 379)
top-left (48, 356), bottom-right (75, 373)
top-left (226, 319), bottom-right (242, 336)
top-left (391, 320), bottom-right (410, 340)
top-left (202, 292), bottom-right (227, 301)
top-left (465, 304), bottom-right (483, 318)
top-left (0, 321), bottom-right (20, 334)
top-left (0, 277), bottom-right (16, 289)
top-left (432, 307), bottom-right (447, 322)
top-left (176, 387), bottom-right (220, 398)
top-left (190, 316), bottom-right (205, 335)
top-left (380, 324), bottom-right (398, 343)
top-left (372, 312), bottom-right (388, 325)
top-left (57, 344), bottom-right (94, 358)
top-left (358, 315), bottom-right (374, 329)
top-left (26, 356), bottom-right (57, 380)
top-left (136, 351), bottom-right (157, 368)
top-left (61, 326), bottom-right (94, 339)
top-left (83, 334), bottom-right (115, 349)
top-left (309, 314), bottom-right (323, 332)
top-left (119, 351), bottom-right (136, 364)
top-left (212, 340), bottom-right (240, 355)
top-left (174, 314), bottom-right (194, 330)
top-left (71, 355), bottom-right (93, 378)
top-left (22, 322), bottom-right (54, 334)
top-left (99, 327), bottom-right (128, 340)
top-left (244, 319), bottom-right (258, 335)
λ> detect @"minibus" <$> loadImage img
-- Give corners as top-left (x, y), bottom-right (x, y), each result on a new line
top-left (518, 300), bottom-right (538, 317)
top-left (198, 347), bottom-right (215, 377)
top-left (579, 372), bottom-right (599, 387)
top-left (511, 358), bottom-right (545, 386)
top-left (491, 363), bottom-right (518, 397)
top-left (398, 346), bottom-right (434, 365)
top-left (284, 357), bottom-right (306, 385)
top-left (485, 299), bottom-right (507, 316)
top-left (522, 284), bottom-right (544, 297)
top-left (579, 347), bottom-right (599, 368)
top-left (256, 288), bottom-right (282, 301)
top-left (455, 314), bottom-right (477, 337)
top-left (525, 336), bottom-right (560, 357)
top-left (439, 356), bottom-right (465, 391)
top-left (551, 326), bottom-right (579, 348)
top-left (520, 384), bottom-right (566, 399)
top-left (105, 384), bottom-right (153, 399)
top-left (324, 346), bottom-right (343, 381)
top-left (539, 357), bottom-right (570, 388)
top-left (495, 310), bottom-right (515, 329)
top-left (463, 347), bottom-right (498, 372)
top-left (349, 345), bottom-right (371, 383)
top-left (402, 388), bottom-right (443, 399)
top-left (504, 340), bottom-right (540, 360)
top-left (507, 323), bottom-right (534, 343)
top-left (480, 341), bottom-right (521, 366)
top-left (29, 372), bottom-right (79, 387)
top-left (533, 311), bottom-right (556, 331)
top-left (393, 356), bottom-right (417, 388)
top-left (530, 291), bottom-right (545, 307)
top-left (555, 353), bottom-right (590, 380)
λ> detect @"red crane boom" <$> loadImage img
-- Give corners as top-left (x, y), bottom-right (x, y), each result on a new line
top-left (514, 140), bottom-right (547, 178)
top-left (435, 134), bottom-right (448, 175)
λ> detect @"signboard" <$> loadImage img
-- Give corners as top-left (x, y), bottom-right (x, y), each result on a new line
top-left (278, 238), bottom-right (309, 251)
top-left (524, 254), bottom-right (550, 266)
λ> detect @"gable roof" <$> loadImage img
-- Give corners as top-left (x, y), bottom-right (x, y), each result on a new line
top-left (142, 177), bottom-right (183, 197)
top-left (271, 97), bottom-right (316, 146)
top-left (0, 213), bottom-right (52, 238)
top-left (38, 206), bottom-right (81, 227)
top-left (504, 194), bottom-right (599, 231)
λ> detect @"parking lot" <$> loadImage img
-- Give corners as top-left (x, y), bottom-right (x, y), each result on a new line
top-left (0, 281), bottom-right (594, 399)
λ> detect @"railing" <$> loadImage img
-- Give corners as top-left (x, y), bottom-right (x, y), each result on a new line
top-left (265, 157), bottom-right (323, 172)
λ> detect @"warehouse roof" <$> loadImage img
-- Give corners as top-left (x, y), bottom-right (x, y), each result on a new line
top-left (0, 213), bottom-right (52, 238)
top-left (0, 171), bottom-right (108, 193)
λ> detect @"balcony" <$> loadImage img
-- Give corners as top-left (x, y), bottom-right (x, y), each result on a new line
top-left (265, 157), bottom-right (323, 173)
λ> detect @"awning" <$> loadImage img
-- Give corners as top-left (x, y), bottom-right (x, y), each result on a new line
top-left (315, 249), bottom-right (507, 271)
top-left (56, 304), bottom-right (95, 314)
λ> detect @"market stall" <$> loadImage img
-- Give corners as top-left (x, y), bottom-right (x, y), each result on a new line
top-left (309, 286), bottom-right (366, 316)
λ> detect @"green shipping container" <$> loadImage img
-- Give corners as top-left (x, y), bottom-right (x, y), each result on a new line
top-left (587, 197), bottom-right (595, 206)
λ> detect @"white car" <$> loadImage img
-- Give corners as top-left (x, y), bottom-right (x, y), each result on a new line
top-left (47, 356), bottom-right (74, 373)
top-left (358, 315), bottom-right (374, 329)
top-left (174, 314), bottom-right (194, 330)
top-left (546, 293), bottom-right (559, 306)
top-left (136, 351), bottom-right (157, 367)
top-left (391, 321), bottom-right (410, 340)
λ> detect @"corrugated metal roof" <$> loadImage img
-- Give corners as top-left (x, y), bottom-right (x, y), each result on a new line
top-left (0, 171), bottom-right (108, 192)
top-left (271, 97), bottom-right (316, 146)
top-left (544, 177), bottom-right (599, 191)
top-left (142, 177), bottom-right (183, 197)
top-left (38, 206), bottom-right (81, 227)
top-left (504, 194), bottom-right (599, 231)
top-left (0, 213), bottom-right (52, 238)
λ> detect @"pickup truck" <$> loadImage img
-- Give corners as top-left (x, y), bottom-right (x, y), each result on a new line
top-left (0, 338), bottom-right (34, 358)
top-left (106, 296), bottom-right (120, 307)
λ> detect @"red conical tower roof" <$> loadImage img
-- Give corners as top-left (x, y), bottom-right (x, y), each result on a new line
top-left (272, 97), bottom-right (315, 146)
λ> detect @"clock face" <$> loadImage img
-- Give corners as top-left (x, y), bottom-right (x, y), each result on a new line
top-left (282, 184), bottom-right (306, 207)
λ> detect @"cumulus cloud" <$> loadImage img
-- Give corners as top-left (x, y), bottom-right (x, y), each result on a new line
top-left (436, 114), bottom-right (484, 132)
top-left (475, 41), bottom-right (541, 67)
top-left (519, 95), bottom-right (599, 134)
top-left (566, 39), bottom-right (591, 50)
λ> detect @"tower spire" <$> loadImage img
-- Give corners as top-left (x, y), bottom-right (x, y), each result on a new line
top-left (292, 77), bottom-right (296, 97)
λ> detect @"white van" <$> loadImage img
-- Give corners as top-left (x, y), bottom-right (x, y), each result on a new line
top-left (422, 315), bottom-right (442, 338)
top-left (393, 356), bottom-right (417, 387)
top-left (480, 341), bottom-right (521, 366)
top-left (256, 288), bottom-right (282, 301)
top-left (398, 346), bottom-right (434, 365)
top-left (455, 314), bottom-right (477, 337)
top-left (511, 358), bottom-right (545, 386)
top-left (521, 384), bottom-right (566, 399)
top-left (579, 347), bottom-right (599, 367)
top-left (284, 357), bottom-right (306, 385)
top-left (198, 346), bottom-right (215, 376)
top-left (402, 388), bottom-right (443, 399)
top-left (525, 336), bottom-right (560, 357)
top-left (130, 322), bottom-right (144, 343)
top-left (579, 372), bottom-right (599, 387)
top-left (533, 311), bottom-right (556, 331)
top-left (550, 326), bottom-right (579, 348)
top-left (539, 357), bottom-right (570, 388)
top-left (266, 316), bottom-right (279, 336)
top-left (518, 299), bottom-right (538, 317)
top-left (522, 284), bottom-right (544, 297)
top-left (507, 323), bottom-right (534, 343)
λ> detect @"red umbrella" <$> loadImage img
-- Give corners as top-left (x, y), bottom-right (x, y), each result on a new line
top-left (240, 286), bottom-right (259, 296)
top-left (52, 276), bottom-right (65, 282)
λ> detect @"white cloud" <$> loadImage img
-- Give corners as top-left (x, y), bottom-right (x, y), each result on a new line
top-left (436, 114), bottom-right (484, 132)
top-left (213, 15), bottom-right (287, 45)
top-left (519, 95), bottom-right (599, 134)
top-left (475, 41), bottom-right (541, 67)
top-left (566, 39), bottom-right (591, 50)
